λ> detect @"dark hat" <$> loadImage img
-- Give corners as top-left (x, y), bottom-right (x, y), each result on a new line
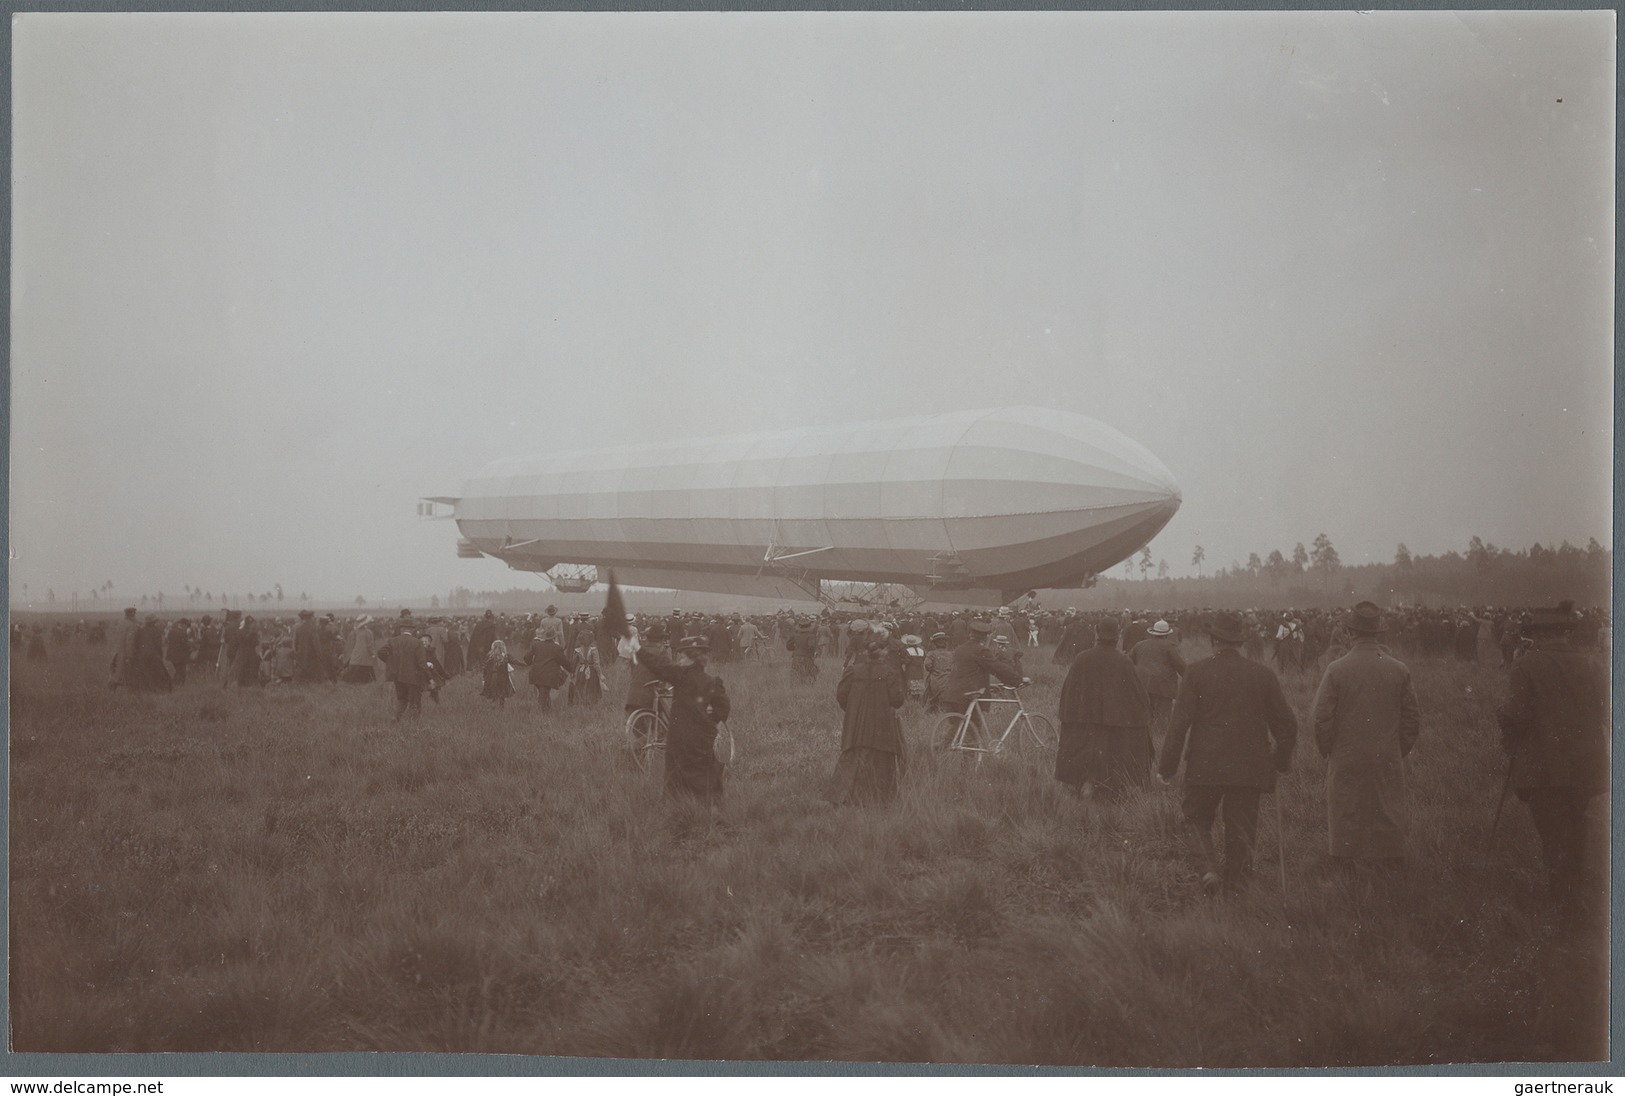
top-left (399, 608), bottom-right (412, 617)
top-left (969, 620), bottom-right (993, 635)
top-left (676, 635), bottom-right (709, 653)
top-left (643, 623), bottom-right (669, 641)
top-left (1208, 612), bottom-right (1247, 644)
top-left (1095, 617), bottom-right (1120, 638)
top-left (1526, 600), bottom-right (1580, 631)
top-left (1348, 601), bottom-right (1386, 635)
top-left (124, 607), bottom-right (137, 617)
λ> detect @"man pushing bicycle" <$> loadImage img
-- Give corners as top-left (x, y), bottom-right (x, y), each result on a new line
top-left (939, 619), bottom-right (1027, 745)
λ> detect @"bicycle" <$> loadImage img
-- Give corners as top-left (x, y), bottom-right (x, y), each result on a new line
top-left (624, 682), bottom-right (737, 777)
top-left (625, 682), bottom-right (672, 775)
top-left (933, 683), bottom-right (1056, 766)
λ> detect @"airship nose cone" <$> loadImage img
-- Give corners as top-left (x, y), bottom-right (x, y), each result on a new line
top-left (949, 407), bottom-right (1181, 515)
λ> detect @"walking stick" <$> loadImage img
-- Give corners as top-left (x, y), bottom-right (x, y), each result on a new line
top-left (1276, 791), bottom-right (1289, 903)
top-left (1488, 713), bottom-right (1522, 853)
top-left (1488, 752), bottom-right (1517, 852)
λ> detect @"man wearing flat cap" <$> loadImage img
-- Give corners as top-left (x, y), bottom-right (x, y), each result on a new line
top-left (1310, 602), bottom-right (1421, 868)
top-left (941, 619), bottom-right (1027, 740)
top-left (636, 634), bottom-right (732, 803)
top-left (1496, 600), bottom-right (1608, 922)
top-left (1159, 611), bottom-right (1298, 895)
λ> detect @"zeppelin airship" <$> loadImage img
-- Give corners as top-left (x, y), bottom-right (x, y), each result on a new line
top-left (427, 406), bottom-right (1180, 607)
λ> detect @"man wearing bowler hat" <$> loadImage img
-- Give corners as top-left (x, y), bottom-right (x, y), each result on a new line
top-left (1159, 611), bottom-right (1298, 895)
top-left (1310, 602), bottom-right (1421, 870)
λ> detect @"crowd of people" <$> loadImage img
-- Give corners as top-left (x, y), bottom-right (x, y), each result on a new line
top-left (1045, 598), bottom-right (1607, 924)
top-left (22, 591), bottom-right (1608, 922)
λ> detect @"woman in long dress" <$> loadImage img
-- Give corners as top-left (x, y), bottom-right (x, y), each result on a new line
top-left (569, 636), bottom-right (602, 706)
top-left (827, 639), bottom-right (907, 806)
top-left (342, 618), bottom-right (379, 684)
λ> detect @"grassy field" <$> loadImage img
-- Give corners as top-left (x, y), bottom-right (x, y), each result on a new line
top-left (8, 637), bottom-right (1609, 1064)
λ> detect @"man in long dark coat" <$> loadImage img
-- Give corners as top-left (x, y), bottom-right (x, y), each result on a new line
top-left (525, 630), bottom-right (574, 710)
top-left (827, 638), bottom-right (907, 805)
top-left (1311, 602), bottom-right (1421, 867)
top-left (377, 622), bottom-right (429, 722)
top-left (707, 616), bottom-right (734, 662)
top-left (1056, 617), bottom-right (1152, 799)
top-left (233, 615), bottom-right (262, 688)
top-left (788, 618), bottom-right (820, 680)
top-left (466, 610), bottom-right (498, 670)
top-left (164, 619), bottom-right (193, 687)
top-left (1159, 612), bottom-right (1298, 895)
top-left (1053, 611), bottom-right (1095, 666)
top-left (133, 616), bottom-right (172, 692)
top-left (1496, 600), bottom-right (1608, 921)
top-left (637, 636), bottom-right (731, 803)
top-left (293, 610), bottom-right (323, 684)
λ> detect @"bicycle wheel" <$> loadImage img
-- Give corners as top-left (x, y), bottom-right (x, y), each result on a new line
top-left (930, 713), bottom-right (964, 751)
top-left (1012, 712), bottom-right (1057, 762)
top-left (625, 709), bottom-right (663, 773)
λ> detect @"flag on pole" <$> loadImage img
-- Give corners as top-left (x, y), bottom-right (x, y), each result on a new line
top-left (603, 569), bottom-right (630, 639)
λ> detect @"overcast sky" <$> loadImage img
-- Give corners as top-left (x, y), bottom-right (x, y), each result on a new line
top-left (11, 10), bottom-right (1614, 605)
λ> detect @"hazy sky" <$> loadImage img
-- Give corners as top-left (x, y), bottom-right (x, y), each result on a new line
top-left (11, 10), bottom-right (1615, 604)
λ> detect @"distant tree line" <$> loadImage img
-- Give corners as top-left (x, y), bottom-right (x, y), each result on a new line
top-left (1092, 535), bottom-right (1609, 610)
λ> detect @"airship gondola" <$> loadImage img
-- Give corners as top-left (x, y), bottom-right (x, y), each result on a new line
top-left (429, 406), bottom-right (1180, 607)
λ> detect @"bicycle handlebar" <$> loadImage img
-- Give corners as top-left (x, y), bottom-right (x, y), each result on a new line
top-left (970, 680), bottom-right (1032, 697)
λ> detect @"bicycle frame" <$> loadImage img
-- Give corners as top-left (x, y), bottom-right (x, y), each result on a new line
top-left (944, 686), bottom-right (1046, 759)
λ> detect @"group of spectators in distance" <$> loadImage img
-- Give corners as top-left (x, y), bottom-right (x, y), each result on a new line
top-left (23, 592), bottom-right (1608, 927)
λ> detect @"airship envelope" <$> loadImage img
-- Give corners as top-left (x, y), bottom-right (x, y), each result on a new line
top-left (440, 406), bottom-right (1180, 605)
